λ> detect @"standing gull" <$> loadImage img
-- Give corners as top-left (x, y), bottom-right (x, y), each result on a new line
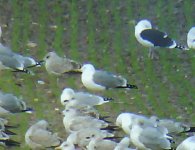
top-left (25, 120), bottom-right (61, 150)
top-left (135, 19), bottom-right (188, 59)
top-left (43, 51), bottom-right (81, 75)
top-left (80, 64), bottom-right (138, 91)
top-left (187, 27), bottom-right (195, 49)
top-left (60, 88), bottom-right (113, 108)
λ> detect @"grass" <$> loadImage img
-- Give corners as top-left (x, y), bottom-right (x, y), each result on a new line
top-left (0, 0), bottom-right (194, 149)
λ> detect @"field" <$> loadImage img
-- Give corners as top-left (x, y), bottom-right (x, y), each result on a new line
top-left (0, 0), bottom-right (195, 149)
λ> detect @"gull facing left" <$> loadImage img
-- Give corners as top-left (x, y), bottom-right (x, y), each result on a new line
top-left (80, 63), bottom-right (138, 91)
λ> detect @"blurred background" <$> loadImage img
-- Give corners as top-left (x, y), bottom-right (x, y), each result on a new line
top-left (0, 0), bottom-right (195, 149)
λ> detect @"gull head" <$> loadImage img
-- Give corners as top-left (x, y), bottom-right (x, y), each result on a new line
top-left (81, 64), bottom-right (95, 72)
top-left (62, 108), bottom-right (79, 117)
top-left (135, 19), bottom-right (152, 34)
top-left (43, 51), bottom-right (57, 61)
top-left (35, 120), bottom-right (49, 129)
top-left (116, 113), bottom-right (132, 127)
top-left (60, 88), bottom-right (75, 106)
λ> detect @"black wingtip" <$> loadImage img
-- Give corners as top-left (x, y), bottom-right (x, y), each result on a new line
top-left (101, 125), bottom-right (120, 131)
top-left (126, 84), bottom-right (138, 89)
top-left (4, 129), bottom-right (17, 135)
top-left (175, 45), bottom-right (189, 51)
top-left (26, 60), bottom-right (44, 68)
top-left (116, 84), bottom-right (138, 89)
top-left (0, 139), bottom-right (21, 147)
top-left (21, 107), bottom-right (34, 113)
top-left (99, 115), bottom-right (110, 120)
top-left (5, 124), bottom-right (20, 129)
top-left (184, 127), bottom-right (195, 133)
top-left (103, 97), bottom-right (114, 101)
top-left (103, 136), bottom-right (122, 142)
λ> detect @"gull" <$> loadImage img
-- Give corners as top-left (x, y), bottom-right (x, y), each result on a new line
top-left (66, 127), bottom-right (114, 149)
top-left (60, 88), bottom-right (113, 108)
top-left (25, 120), bottom-right (61, 150)
top-left (135, 19), bottom-right (188, 59)
top-left (0, 92), bottom-right (33, 116)
top-left (0, 53), bottom-right (30, 73)
top-left (187, 27), bottom-right (195, 49)
top-left (12, 54), bottom-right (43, 69)
top-left (176, 135), bottom-right (195, 150)
top-left (80, 63), bottom-right (138, 91)
top-left (0, 44), bottom-right (40, 74)
top-left (0, 27), bottom-right (41, 70)
top-left (151, 116), bottom-right (195, 134)
top-left (62, 108), bottom-right (109, 133)
top-left (130, 118), bottom-right (173, 150)
top-left (87, 137), bottom-right (117, 150)
top-left (43, 51), bottom-right (81, 75)
top-left (0, 44), bottom-right (42, 69)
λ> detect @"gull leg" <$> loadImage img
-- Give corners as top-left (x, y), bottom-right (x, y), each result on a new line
top-left (148, 48), bottom-right (159, 59)
top-left (148, 48), bottom-right (154, 59)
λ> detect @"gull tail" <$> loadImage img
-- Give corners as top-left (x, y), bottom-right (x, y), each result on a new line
top-left (21, 107), bottom-right (34, 114)
top-left (5, 124), bottom-right (19, 129)
top-left (117, 84), bottom-right (138, 89)
top-left (12, 68), bottom-right (32, 74)
top-left (101, 125), bottom-right (120, 131)
top-left (0, 139), bottom-right (21, 147)
top-left (103, 136), bottom-right (122, 142)
top-left (103, 136), bottom-right (122, 140)
top-left (99, 115), bottom-right (111, 123)
top-left (175, 44), bottom-right (189, 51)
top-left (183, 127), bottom-right (195, 133)
top-left (4, 129), bottom-right (17, 135)
top-left (26, 60), bottom-right (44, 68)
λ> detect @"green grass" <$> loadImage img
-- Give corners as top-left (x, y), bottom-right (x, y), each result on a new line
top-left (0, 0), bottom-right (195, 149)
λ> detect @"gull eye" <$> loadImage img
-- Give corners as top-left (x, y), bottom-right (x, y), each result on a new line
top-left (64, 100), bottom-right (69, 102)
top-left (46, 55), bottom-right (50, 59)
